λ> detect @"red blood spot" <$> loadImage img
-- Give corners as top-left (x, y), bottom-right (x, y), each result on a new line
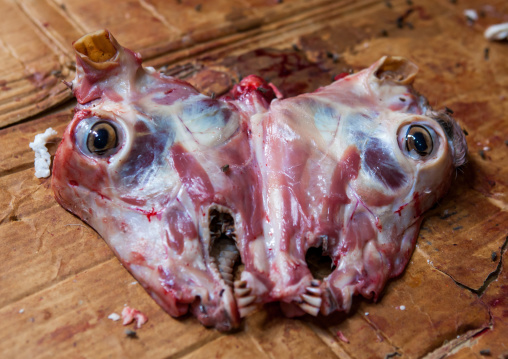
top-left (120, 222), bottom-right (129, 233)
top-left (394, 203), bottom-right (408, 216)
top-left (333, 72), bottom-right (349, 81)
top-left (96, 192), bottom-right (111, 201)
top-left (69, 180), bottom-right (78, 186)
top-left (395, 192), bottom-right (421, 217)
top-left (130, 252), bottom-right (146, 266)
top-left (230, 75), bottom-right (277, 103)
top-left (137, 207), bottom-right (159, 222)
top-left (75, 109), bottom-right (92, 122)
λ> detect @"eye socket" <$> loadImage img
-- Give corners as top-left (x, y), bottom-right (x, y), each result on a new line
top-left (406, 125), bottom-right (433, 157)
top-left (86, 122), bottom-right (118, 155)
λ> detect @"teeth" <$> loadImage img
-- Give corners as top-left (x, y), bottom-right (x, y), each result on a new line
top-left (221, 272), bottom-right (234, 282)
top-left (298, 302), bottom-right (320, 316)
top-left (234, 280), bottom-right (258, 318)
top-left (219, 257), bottom-right (235, 267)
top-left (306, 286), bottom-right (321, 295)
top-left (237, 295), bottom-right (256, 307)
top-left (239, 305), bottom-right (257, 318)
top-left (219, 265), bottom-right (233, 274)
top-left (301, 293), bottom-right (322, 308)
top-left (222, 251), bottom-right (238, 260)
top-left (209, 209), bottom-right (241, 287)
top-left (234, 286), bottom-right (251, 297)
top-left (234, 280), bottom-right (247, 289)
top-left (294, 280), bottom-right (323, 316)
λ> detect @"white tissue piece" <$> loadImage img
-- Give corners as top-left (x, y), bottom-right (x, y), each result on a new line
top-left (484, 22), bottom-right (508, 41)
top-left (108, 313), bottom-right (121, 321)
top-left (29, 128), bottom-right (58, 178)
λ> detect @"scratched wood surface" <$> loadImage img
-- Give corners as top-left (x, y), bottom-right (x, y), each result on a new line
top-left (0, 0), bottom-right (507, 358)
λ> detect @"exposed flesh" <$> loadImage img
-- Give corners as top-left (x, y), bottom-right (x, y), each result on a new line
top-left (51, 30), bottom-right (467, 331)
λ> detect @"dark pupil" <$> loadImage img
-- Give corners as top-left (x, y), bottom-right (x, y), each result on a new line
top-left (93, 128), bottom-right (109, 150)
top-left (412, 132), bottom-right (428, 153)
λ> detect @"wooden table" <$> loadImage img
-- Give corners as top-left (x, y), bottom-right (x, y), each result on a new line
top-left (1, 0), bottom-right (507, 357)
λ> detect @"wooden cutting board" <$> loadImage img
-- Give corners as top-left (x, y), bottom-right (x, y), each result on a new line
top-left (1, 0), bottom-right (507, 358)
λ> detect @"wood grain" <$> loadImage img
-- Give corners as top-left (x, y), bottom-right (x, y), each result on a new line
top-left (0, 0), bottom-right (507, 358)
top-left (0, 0), bottom-right (73, 128)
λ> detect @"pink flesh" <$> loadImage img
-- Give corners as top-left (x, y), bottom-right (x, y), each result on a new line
top-left (52, 31), bottom-right (460, 331)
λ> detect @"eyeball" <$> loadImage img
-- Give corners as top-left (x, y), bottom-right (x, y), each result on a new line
top-left (74, 115), bottom-right (123, 157)
top-left (87, 122), bottom-right (118, 155)
top-left (406, 125), bottom-right (433, 157)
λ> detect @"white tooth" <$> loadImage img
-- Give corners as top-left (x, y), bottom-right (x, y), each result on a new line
top-left (223, 251), bottom-right (238, 260)
top-left (224, 279), bottom-right (233, 287)
top-left (235, 280), bottom-right (247, 289)
top-left (306, 286), bottom-right (322, 295)
top-left (311, 279), bottom-right (321, 287)
top-left (219, 265), bottom-right (233, 274)
top-left (234, 286), bottom-right (251, 297)
top-left (301, 294), bottom-right (322, 308)
top-left (239, 305), bottom-right (257, 318)
top-left (219, 257), bottom-right (234, 267)
top-left (298, 303), bottom-right (320, 316)
top-left (237, 295), bottom-right (256, 307)
top-left (221, 272), bottom-right (233, 282)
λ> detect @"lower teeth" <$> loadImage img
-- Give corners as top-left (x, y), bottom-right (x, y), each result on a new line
top-left (209, 209), bottom-right (240, 286)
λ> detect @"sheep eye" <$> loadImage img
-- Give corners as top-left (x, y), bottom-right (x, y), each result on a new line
top-left (87, 122), bottom-right (118, 155)
top-left (406, 125), bottom-right (433, 157)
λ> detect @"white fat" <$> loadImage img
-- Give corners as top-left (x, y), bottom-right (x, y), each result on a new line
top-left (108, 313), bottom-right (121, 321)
top-left (463, 9), bottom-right (478, 22)
top-left (144, 66), bottom-right (156, 74)
top-left (484, 22), bottom-right (508, 41)
top-left (29, 127), bottom-right (58, 178)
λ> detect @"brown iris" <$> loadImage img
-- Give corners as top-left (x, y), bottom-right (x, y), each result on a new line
top-left (86, 122), bottom-right (117, 155)
top-left (406, 125), bottom-right (433, 157)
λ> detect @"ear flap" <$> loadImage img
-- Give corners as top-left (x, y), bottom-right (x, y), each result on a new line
top-left (372, 56), bottom-right (418, 85)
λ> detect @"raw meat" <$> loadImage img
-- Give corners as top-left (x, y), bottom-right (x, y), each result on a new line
top-left (52, 30), bottom-right (467, 330)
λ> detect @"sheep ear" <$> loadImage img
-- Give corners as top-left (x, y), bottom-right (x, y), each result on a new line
top-left (372, 56), bottom-right (418, 85)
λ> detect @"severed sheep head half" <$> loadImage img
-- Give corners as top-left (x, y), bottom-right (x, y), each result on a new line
top-left (52, 30), bottom-right (467, 330)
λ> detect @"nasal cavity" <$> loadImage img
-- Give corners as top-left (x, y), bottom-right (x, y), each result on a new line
top-left (209, 209), bottom-right (242, 287)
top-left (305, 238), bottom-right (336, 280)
